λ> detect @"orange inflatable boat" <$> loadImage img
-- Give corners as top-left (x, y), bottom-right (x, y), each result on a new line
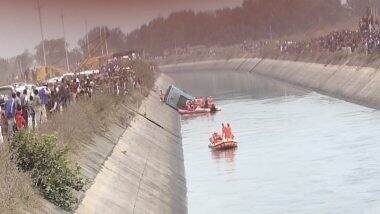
top-left (178, 107), bottom-right (221, 115)
top-left (208, 138), bottom-right (238, 150)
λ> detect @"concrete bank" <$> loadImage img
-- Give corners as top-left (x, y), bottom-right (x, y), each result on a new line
top-left (76, 74), bottom-right (187, 214)
top-left (34, 84), bottom-right (158, 213)
top-left (161, 58), bottom-right (380, 109)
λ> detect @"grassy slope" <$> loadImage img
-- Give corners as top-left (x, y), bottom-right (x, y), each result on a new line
top-left (0, 60), bottom-right (157, 212)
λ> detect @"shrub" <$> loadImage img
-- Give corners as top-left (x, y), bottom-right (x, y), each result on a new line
top-left (12, 131), bottom-right (86, 211)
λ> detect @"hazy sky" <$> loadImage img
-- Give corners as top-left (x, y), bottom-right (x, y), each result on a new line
top-left (0, 0), bottom-right (243, 58)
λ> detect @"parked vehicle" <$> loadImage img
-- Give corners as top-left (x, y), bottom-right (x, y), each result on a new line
top-left (0, 86), bottom-right (15, 106)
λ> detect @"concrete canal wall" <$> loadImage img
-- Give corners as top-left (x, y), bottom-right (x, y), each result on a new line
top-left (161, 58), bottom-right (380, 109)
top-left (75, 74), bottom-right (187, 214)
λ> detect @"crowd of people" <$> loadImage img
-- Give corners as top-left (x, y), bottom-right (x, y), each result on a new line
top-left (184, 96), bottom-right (216, 112)
top-left (100, 59), bottom-right (144, 95)
top-left (0, 58), bottom-right (147, 144)
top-left (279, 9), bottom-right (380, 55)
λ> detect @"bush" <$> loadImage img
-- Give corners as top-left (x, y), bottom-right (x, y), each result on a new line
top-left (12, 131), bottom-right (86, 211)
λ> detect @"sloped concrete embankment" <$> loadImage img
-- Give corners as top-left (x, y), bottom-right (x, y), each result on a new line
top-left (76, 74), bottom-right (187, 214)
top-left (161, 58), bottom-right (380, 109)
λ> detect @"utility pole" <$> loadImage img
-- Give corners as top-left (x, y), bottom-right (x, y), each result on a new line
top-left (174, 39), bottom-right (177, 58)
top-left (100, 27), bottom-right (104, 55)
top-left (375, 5), bottom-right (377, 20)
top-left (104, 27), bottom-right (109, 55)
top-left (37, 0), bottom-right (47, 67)
top-left (269, 25), bottom-right (273, 41)
top-left (84, 18), bottom-right (90, 56)
top-left (18, 60), bottom-right (23, 80)
top-left (61, 13), bottom-right (70, 71)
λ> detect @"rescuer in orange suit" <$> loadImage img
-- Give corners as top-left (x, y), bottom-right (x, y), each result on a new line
top-left (224, 123), bottom-right (234, 140)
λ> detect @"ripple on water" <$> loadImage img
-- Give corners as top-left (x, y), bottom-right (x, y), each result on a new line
top-left (181, 93), bottom-right (380, 214)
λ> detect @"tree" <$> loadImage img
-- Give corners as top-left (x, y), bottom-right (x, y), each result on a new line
top-left (0, 58), bottom-right (10, 84)
top-left (35, 38), bottom-right (67, 68)
top-left (125, 0), bottom-right (347, 55)
top-left (107, 27), bottom-right (129, 53)
top-left (15, 50), bottom-right (34, 72)
top-left (347, 0), bottom-right (371, 14)
top-left (0, 58), bottom-right (9, 75)
top-left (78, 26), bottom-right (128, 57)
top-left (68, 48), bottom-right (83, 72)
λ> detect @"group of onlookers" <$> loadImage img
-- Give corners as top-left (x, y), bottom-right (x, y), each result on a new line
top-left (0, 58), bottom-right (145, 144)
top-left (100, 58), bottom-right (144, 95)
top-left (279, 10), bottom-right (380, 55)
top-left (0, 86), bottom-right (47, 142)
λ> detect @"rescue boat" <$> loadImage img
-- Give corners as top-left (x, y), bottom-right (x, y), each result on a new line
top-left (178, 107), bottom-right (221, 115)
top-left (208, 138), bottom-right (238, 150)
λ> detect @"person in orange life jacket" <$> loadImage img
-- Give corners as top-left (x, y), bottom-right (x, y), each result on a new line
top-left (224, 123), bottom-right (234, 140)
top-left (15, 105), bottom-right (26, 131)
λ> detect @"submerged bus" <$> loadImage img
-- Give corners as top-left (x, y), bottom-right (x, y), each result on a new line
top-left (164, 85), bottom-right (194, 110)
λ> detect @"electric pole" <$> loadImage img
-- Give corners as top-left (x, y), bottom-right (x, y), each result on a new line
top-left (37, 0), bottom-right (47, 67)
top-left (18, 60), bottom-right (23, 80)
top-left (104, 27), bottom-right (109, 55)
top-left (84, 18), bottom-right (90, 56)
top-left (269, 25), bottom-right (273, 41)
top-left (61, 13), bottom-right (70, 71)
top-left (100, 27), bottom-right (104, 55)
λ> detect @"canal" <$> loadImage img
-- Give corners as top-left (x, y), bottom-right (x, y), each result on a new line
top-left (167, 70), bottom-right (380, 214)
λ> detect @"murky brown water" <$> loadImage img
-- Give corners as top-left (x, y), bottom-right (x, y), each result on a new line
top-left (167, 70), bottom-right (380, 214)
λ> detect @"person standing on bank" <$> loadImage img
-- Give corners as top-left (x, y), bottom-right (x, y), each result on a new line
top-left (21, 89), bottom-right (28, 126)
top-left (33, 89), bottom-right (42, 128)
top-left (0, 104), bottom-right (5, 145)
top-left (15, 91), bottom-right (22, 110)
top-left (39, 85), bottom-right (49, 124)
top-left (5, 92), bottom-right (16, 140)
top-left (28, 95), bottom-right (36, 130)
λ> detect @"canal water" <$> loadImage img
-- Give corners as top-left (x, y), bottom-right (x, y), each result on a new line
top-left (167, 70), bottom-right (380, 214)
